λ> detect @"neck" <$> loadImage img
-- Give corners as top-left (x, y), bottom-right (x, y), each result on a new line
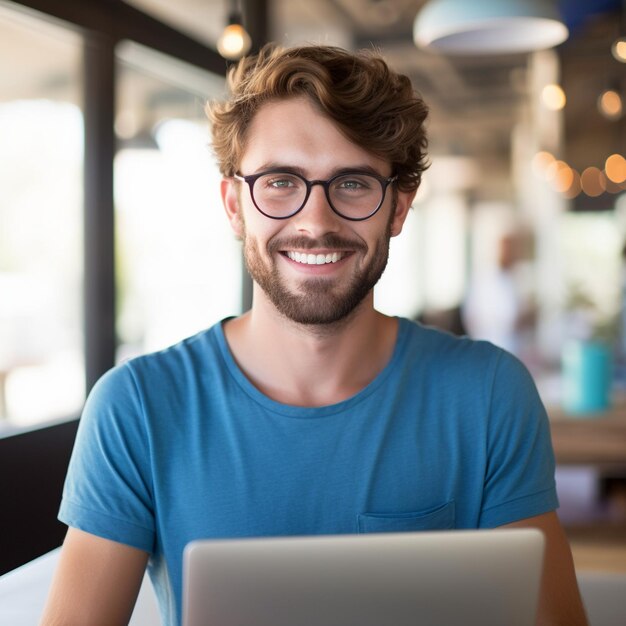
top-left (223, 288), bottom-right (398, 406)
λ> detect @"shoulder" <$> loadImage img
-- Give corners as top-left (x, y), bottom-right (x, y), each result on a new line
top-left (399, 317), bottom-right (504, 372)
top-left (397, 318), bottom-right (537, 404)
top-left (84, 323), bottom-right (224, 415)
top-left (118, 323), bottom-right (223, 386)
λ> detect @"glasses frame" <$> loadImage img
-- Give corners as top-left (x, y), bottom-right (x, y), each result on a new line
top-left (233, 168), bottom-right (398, 221)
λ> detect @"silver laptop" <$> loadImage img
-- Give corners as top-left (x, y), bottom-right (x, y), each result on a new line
top-left (183, 529), bottom-right (544, 626)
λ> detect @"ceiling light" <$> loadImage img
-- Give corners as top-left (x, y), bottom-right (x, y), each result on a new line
top-left (217, 2), bottom-right (251, 61)
top-left (613, 37), bottom-right (626, 62)
top-left (612, 1), bottom-right (626, 62)
top-left (413, 0), bottom-right (568, 55)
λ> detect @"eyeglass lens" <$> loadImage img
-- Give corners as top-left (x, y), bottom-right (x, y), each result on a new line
top-left (251, 172), bottom-right (385, 219)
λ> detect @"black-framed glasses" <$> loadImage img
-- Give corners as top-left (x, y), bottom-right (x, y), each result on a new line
top-left (233, 169), bottom-right (397, 221)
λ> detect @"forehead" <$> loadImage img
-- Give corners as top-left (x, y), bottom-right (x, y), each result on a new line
top-left (240, 97), bottom-right (390, 176)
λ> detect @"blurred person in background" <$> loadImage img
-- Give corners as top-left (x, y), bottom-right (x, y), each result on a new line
top-left (463, 231), bottom-right (537, 358)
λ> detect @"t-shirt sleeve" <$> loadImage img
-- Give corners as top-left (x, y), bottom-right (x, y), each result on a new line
top-left (478, 349), bottom-right (559, 528)
top-left (59, 362), bottom-right (155, 553)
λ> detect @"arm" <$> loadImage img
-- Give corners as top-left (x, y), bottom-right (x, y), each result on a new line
top-left (501, 511), bottom-right (588, 626)
top-left (40, 527), bottom-right (149, 626)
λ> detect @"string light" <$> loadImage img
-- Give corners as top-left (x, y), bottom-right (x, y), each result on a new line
top-left (563, 169), bottom-right (582, 199)
top-left (605, 154), bottom-right (626, 184)
top-left (545, 159), bottom-right (569, 183)
top-left (531, 151), bottom-right (555, 178)
top-left (552, 164), bottom-right (575, 193)
top-left (532, 151), bottom-right (626, 199)
top-left (580, 166), bottom-right (606, 197)
top-left (597, 89), bottom-right (623, 120)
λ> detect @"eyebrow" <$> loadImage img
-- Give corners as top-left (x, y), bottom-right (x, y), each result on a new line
top-left (250, 163), bottom-right (388, 178)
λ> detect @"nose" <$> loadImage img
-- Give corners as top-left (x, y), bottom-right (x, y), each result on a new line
top-left (292, 182), bottom-right (341, 237)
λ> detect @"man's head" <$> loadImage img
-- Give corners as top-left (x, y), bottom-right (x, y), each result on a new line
top-left (208, 45), bottom-right (429, 326)
top-left (208, 44), bottom-right (429, 194)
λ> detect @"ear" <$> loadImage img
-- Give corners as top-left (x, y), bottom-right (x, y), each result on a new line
top-left (389, 188), bottom-right (417, 237)
top-left (221, 177), bottom-right (244, 238)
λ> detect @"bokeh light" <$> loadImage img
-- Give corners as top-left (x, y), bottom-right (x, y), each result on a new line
top-left (545, 159), bottom-right (569, 182)
top-left (597, 89), bottom-right (623, 120)
top-left (552, 164), bottom-right (575, 193)
top-left (580, 166), bottom-right (606, 197)
top-left (612, 38), bottom-right (626, 62)
top-left (562, 169), bottom-right (582, 199)
top-left (531, 151), bottom-right (555, 178)
top-left (605, 154), bottom-right (626, 184)
top-left (541, 84), bottom-right (566, 111)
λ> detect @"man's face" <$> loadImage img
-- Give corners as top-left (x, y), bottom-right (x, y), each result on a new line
top-left (221, 96), bottom-right (413, 325)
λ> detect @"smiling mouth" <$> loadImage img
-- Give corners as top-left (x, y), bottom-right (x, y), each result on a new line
top-left (284, 251), bottom-right (348, 265)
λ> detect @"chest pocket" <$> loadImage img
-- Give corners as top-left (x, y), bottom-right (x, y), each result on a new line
top-left (357, 500), bottom-right (455, 533)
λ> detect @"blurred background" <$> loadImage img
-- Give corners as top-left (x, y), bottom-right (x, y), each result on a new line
top-left (1, 0), bottom-right (626, 580)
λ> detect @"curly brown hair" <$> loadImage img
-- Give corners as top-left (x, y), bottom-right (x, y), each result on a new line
top-left (207, 44), bottom-right (429, 193)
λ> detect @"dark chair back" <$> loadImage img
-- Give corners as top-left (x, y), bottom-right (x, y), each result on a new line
top-left (0, 419), bottom-right (78, 575)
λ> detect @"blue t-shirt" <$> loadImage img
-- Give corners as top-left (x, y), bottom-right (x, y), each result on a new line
top-left (59, 318), bottom-right (558, 625)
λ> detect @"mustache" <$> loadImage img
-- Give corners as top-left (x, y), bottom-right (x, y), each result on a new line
top-left (268, 233), bottom-right (367, 253)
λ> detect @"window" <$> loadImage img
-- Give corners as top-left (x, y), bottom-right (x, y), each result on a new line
top-left (114, 42), bottom-right (242, 359)
top-left (0, 4), bottom-right (84, 430)
top-left (559, 211), bottom-right (622, 343)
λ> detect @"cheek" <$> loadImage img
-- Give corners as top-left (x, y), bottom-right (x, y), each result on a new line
top-left (241, 210), bottom-right (283, 250)
top-left (362, 214), bottom-right (393, 247)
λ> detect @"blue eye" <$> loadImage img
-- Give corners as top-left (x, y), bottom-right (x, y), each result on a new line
top-left (260, 174), bottom-right (302, 190)
top-left (340, 180), bottom-right (363, 189)
top-left (334, 175), bottom-right (375, 193)
top-left (270, 178), bottom-right (294, 188)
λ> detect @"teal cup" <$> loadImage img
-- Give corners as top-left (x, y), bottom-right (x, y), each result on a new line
top-left (561, 340), bottom-right (612, 415)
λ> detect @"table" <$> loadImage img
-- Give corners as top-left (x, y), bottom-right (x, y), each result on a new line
top-left (548, 403), bottom-right (626, 468)
top-left (0, 548), bottom-right (159, 625)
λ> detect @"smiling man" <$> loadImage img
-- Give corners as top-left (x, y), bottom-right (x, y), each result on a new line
top-left (42, 45), bottom-right (587, 626)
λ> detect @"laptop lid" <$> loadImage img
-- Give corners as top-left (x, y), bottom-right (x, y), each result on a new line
top-left (183, 529), bottom-right (544, 626)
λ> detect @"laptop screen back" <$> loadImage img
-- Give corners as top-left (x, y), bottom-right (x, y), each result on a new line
top-left (183, 529), bottom-right (544, 626)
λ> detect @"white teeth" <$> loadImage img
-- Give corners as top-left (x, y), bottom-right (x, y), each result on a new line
top-left (286, 251), bottom-right (344, 265)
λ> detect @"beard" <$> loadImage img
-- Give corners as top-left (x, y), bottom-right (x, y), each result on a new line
top-left (241, 218), bottom-right (393, 326)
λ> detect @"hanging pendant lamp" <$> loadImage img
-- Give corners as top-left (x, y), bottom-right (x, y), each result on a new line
top-left (217, 0), bottom-right (252, 60)
top-left (612, 0), bottom-right (626, 62)
top-left (413, 0), bottom-right (569, 55)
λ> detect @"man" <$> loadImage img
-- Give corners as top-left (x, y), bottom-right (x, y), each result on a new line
top-left (42, 45), bottom-right (587, 625)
